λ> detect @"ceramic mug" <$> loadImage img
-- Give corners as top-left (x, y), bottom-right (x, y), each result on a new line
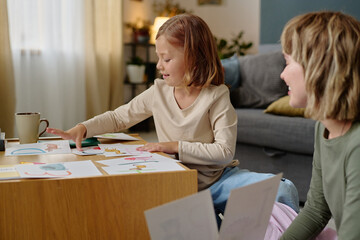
top-left (15, 112), bottom-right (49, 144)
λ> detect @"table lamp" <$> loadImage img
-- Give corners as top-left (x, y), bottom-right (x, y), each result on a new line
top-left (150, 17), bottom-right (170, 44)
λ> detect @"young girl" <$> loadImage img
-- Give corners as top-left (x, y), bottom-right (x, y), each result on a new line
top-left (279, 11), bottom-right (360, 239)
top-left (47, 13), bottom-right (298, 222)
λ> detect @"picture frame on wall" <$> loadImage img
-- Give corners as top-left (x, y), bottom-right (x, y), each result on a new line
top-left (198, 0), bottom-right (222, 5)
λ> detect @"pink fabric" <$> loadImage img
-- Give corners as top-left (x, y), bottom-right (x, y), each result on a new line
top-left (264, 202), bottom-right (338, 240)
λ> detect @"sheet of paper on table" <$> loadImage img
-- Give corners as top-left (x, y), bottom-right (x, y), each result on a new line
top-left (98, 143), bottom-right (147, 157)
top-left (145, 173), bottom-right (283, 240)
top-left (72, 146), bottom-right (104, 156)
top-left (0, 164), bottom-right (23, 180)
top-left (15, 160), bottom-right (103, 179)
top-left (5, 140), bottom-right (71, 156)
top-left (100, 153), bottom-right (184, 174)
top-left (94, 133), bottom-right (138, 141)
top-left (97, 153), bottom-right (179, 166)
top-left (0, 162), bottom-right (37, 180)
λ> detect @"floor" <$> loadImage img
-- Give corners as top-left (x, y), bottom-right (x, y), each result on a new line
top-left (137, 130), bottom-right (337, 232)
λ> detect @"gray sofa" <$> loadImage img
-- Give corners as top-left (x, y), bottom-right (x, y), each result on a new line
top-left (222, 51), bottom-right (316, 204)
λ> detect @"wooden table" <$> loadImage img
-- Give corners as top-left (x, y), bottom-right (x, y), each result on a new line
top-left (0, 134), bottom-right (197, 240)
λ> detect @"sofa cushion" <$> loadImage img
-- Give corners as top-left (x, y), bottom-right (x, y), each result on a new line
top-left (236, 109), bottom-right (316, 154)
top-left (230, 51), bottom-right (288, 108)
top-left (221, 54), bottom-right (241, 90)
top-left (264, 96), bottom-right (305, 117)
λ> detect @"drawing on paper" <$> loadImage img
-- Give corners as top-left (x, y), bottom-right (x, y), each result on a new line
top-left (123, 156), bottom-right (152, 161)
top-left (99, 143), bottom-right (147, 157)
top-left (24, 163), bottom-right (72, 177)
top-left (5, 140), bottom-right (71, 156)
top-left (16, 160), bottom-right (103, 179)
top-left (104, 148), bottom-right (126, 155)
top-left (10, 148), bottom-right (47, 155)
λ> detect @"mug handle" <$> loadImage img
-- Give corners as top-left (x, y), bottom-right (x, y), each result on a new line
top-left (39, 118), bottom-right (50, 137)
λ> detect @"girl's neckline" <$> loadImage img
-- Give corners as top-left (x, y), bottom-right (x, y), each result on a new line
top-left (172, 86), bottom-right (203, 110)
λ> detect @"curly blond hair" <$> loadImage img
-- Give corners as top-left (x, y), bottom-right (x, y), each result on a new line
top-left (281, 11), bottom-right (360, 121)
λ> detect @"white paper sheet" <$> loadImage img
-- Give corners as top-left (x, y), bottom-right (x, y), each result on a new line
top-left (218, 173), bottom-right (283, 240)
top-left (102, 160), bottom-right (184, 175)
top-left (15, 160), bottom-right (103, 179)
top-left (144, 173), bottom-right (283, 240)
top-left (145, 190), bottom-right (219, 240)
top-left (97, 153), bottom-right (179, 166)
top-left (5, 140), bottom-right (71, 156)
top-left (72, 146), bottom-right (104, 156)
top-left (0, 164), bottom-right (21, 180)
top-left (98, 143), bottom-right (147, 157)
top-left (94, 133), bottom-right (138, 141)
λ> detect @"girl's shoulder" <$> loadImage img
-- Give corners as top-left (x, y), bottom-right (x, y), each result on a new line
top-left (152, 78), bottom-right (172, 93)
top-left (203, 84), bottom-right (229, 98)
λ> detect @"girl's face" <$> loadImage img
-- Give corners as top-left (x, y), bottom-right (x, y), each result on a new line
top-left (280, 53), bottom-right (307, 108)
top-left (155, 35), bottom-right (186, 87)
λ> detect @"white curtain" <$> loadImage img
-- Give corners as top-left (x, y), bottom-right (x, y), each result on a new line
top-left (7, 0), bottom-right (86, 136)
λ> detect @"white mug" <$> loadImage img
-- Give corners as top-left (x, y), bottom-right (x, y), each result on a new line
top-left (15, 112), bottom-right (49, 144)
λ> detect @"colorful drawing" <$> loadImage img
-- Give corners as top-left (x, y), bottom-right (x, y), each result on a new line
top-left (117, 161), bottom-right (159, 166)
top-left (10, 148), bottom-right (46, 155)
top-left (130, 165), bottom-right (147, 170)
top-left (25, 170), bottom-right (72, 177)
top-left (45, 143), bottom-right (59, 152)
top-left (40, 163), bottom-right (66, 171)
top-left (5, 140), bottom-right (71, 156)
top-left (102, 159), bottom-right (185, 175)
top-left (116, 164), bottom-right (155, 173)
top-left (16, 160), bottom-right (103, 179)
top-left (72, 146), bottom-right (103, 156)
top-left (23, 163), bottom-right (72, 177)
top-left (123, 156), bottom-right (152, 161)
top-left (105, 148), bottom-right (126, 155)
top-left (98, 143), bottom-right (143, 157)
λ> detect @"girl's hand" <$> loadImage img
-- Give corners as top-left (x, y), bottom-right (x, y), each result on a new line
top-left (46, 124), bottom-right (87, 150)
top-left (137, 142), bottom-right (178, 154)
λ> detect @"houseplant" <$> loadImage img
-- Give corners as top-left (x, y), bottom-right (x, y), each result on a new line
top-left (126, 56), bottom-right (146, 83)
top-left (215, 31), bottom-right (253, 59)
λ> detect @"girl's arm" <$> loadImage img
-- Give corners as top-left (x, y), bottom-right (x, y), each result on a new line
top-left (46, 124), bottom-right (87, 150)
top-left (82, 85), bottom-right (155, 138)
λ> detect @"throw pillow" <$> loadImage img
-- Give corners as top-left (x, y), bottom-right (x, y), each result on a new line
top-left (230, 51), bottom-right (288, 108)
top-left (221, 54), bottom-right (241, 90)
top-left (264, 95), bottom-right (305, 117)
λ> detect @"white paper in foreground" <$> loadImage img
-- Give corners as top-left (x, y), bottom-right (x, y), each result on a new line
top-left (145, 189), bottom-right (219, 240)
top-left (145, 173), bottom-right (283, 240)
top-left (219, 173), bottom-right (282, 240)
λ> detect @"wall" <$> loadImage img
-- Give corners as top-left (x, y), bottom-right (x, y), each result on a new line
top-left (123, 0), bottom-right (260, 53)
top-left (261, 0), bottom-right (360, 44)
